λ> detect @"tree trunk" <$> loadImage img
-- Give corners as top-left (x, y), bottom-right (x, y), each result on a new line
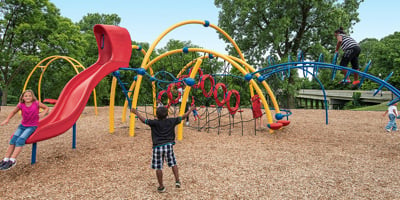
top-left (2, 89), bottom-right (8, 106)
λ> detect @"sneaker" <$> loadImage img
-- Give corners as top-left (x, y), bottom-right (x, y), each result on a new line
top-left (351, 80), bottom-right (360, 90)
top-left (157, 186), bottom-right (166, 193)
top-left (352, 80), bottom-right (360, 85)
top-left (0, 160), bottom-right (16, 170)
top-left (0, 160), bottom-right (7, 168)
top-left (185, 121), bottom-right (189, 126)
top-left (175, 181), bottom-right (181, 188)
top-left (386, 129), bottom-right (391, 132)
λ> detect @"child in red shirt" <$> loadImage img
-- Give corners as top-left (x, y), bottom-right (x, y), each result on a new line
top-left (251, 94), bottom-right (263, 129)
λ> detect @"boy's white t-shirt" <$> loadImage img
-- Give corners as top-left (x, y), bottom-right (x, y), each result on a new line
top-left (388, 105), bottom-right (398, 116)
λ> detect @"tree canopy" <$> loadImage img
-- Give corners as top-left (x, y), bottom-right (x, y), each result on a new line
top-left (215, 0), bottom-right (362, 65)
top-left (0, 0), bottom-right (85, 104)
top-left (2, 0), bottom-right (399, 109)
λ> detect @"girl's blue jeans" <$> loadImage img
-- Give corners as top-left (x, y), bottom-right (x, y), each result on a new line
top-left (9, 124), bottom-right (37, 147)
top-left (385, 114), bottom-right (397, 131)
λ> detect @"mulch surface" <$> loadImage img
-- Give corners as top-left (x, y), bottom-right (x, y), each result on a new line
top-left (0, 106), bottom-right (399, 199)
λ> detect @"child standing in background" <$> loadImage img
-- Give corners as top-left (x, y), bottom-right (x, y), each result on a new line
top-left (0, 90), bottom-right (49, 170)
top-left (251, 94), bottom-right (263, 129)
top-left (383, 102), bottom-right (398, 132)
top-left (191, 96), bottom-right (200, 121)
top-left (156, 99), bottom-right (164, 108)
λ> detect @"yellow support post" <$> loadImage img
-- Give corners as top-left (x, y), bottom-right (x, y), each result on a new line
top-left (109, 77), bottom-right (117, 134)
top-left (177, 58), bottom-right (203, 140)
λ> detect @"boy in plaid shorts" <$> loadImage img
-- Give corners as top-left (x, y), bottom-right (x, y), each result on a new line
top-left (131, 104), bottom-right (195, 193)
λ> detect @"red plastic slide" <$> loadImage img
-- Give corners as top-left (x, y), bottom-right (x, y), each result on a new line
top-left (25, 24), bottom-right (132, 144)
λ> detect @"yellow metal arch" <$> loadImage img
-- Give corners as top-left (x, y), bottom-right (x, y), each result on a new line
top-left (108, 45), bottom-right (158, 133)
top-left (23, 55), bottom-right (98, 115)
top-left (127, 48), bottom-right (282, 128)
top-left (131, 48), bottom-right (276, 139)
top-left (111, 20), bottom-right (281, 138)
top-left (227, 55), bottom-right (281, 114)
top-left (173, 55), bottom-right (281, 114)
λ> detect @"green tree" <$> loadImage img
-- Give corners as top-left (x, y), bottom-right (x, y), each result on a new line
top-left (0, 0), bottom-right (85, 104)
top-left (356, 38), bottom-right (382, 90)
top-left (215, 0), bottom-right (363, 108)
top-left (364, 33), bottom-right (400, 89)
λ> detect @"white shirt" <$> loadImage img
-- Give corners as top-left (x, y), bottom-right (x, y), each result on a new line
top-left (388, 105), bottom-right (398, 116)
top-left (178, 88), bottom-right (183, 103)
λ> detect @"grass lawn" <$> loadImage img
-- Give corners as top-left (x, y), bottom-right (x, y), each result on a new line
top-left (352, 101), bottom-right (391, 111)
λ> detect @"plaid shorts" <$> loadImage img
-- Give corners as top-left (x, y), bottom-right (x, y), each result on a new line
top-left (151, 143), bottom-right (177, 170)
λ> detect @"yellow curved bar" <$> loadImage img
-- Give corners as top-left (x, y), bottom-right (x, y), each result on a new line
top-left (129, 74), bottom-right (143, 137)
top-left (130, 47), bottom-right (275, 138)
top-left (129, 49), bottom-right (184, 136)
top-left (130, 20), bottom-right (276, 137)
top-left (109, 77), bottom-right (117, 133)
top-left (23, 55), bottom-right (98, 115)
top-left (121, 45), bottom-right (148, 122)
top-left (187, 48), bottom-right (274, 132)
top-left (177, 58), bottom-right (203, 140)
top-left (149, 67), bottom-right (157, 117)
top-left (228, 56), bottom-right (281, 114)
top-left (208, 23), bottom-right (254, 97)
top-left (176, 55), bottom-right (209, 78)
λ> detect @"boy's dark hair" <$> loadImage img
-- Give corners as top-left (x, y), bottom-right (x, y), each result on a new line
top-left (334, 26), bottom-right (345, 34)
top-left (156, 106), bottom-right (168, 120)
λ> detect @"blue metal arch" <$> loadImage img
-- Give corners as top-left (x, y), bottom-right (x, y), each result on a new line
top-left (253, 61), bottom-right (400, 106)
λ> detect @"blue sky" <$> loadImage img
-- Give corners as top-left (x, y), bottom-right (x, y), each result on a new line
top-left (50, 0), bottom-right (400, 55)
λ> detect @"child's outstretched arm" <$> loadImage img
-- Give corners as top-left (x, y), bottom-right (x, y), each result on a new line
top-left (382, 110), bottom-right (388, 117)
top-left (182, 105), bottom-right (195, 119)
top-left (0, 106), bottom-right (20, 126)
top-left (39, 102), bottom-right (49, 118)
top-left (131, 108), bottom-right (146, 123)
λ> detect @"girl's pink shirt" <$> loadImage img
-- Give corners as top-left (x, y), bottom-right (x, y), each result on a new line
top-left (18, 101), bottom-right (39, 126)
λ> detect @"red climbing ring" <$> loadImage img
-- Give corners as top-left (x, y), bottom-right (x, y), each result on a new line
top-left (226, 90), bottom-right (240, 115)
top-left (157, 90), bottom-right (172, 108)
top-left (277, 120), bottom-right (290, 126)
top-left (188, 67), bottom-right (203, 77)
top-left (268, 123), bottom-right (283, 130)
top-left (213, 82), bottom-right (227, 107)
top-left (43, 98), bottom-right (57, 105)
top-left (188, 67), bottom-right (203, 88)
top-left (200, 74), bottom-right (215, 98)
top-left (167, 83), bottom-right (181, 104)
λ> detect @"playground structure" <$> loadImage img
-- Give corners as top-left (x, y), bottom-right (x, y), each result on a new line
top-left (22, 55), bottom-right (98, 115)
top-left (21, 20), bottom-right (400, 164)
top-left (109, 20), bottom-right (400, 139)
top-left (109, 20), bottom-right (293, 140)
top-left (23, 24), bottom-right (132, 163)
